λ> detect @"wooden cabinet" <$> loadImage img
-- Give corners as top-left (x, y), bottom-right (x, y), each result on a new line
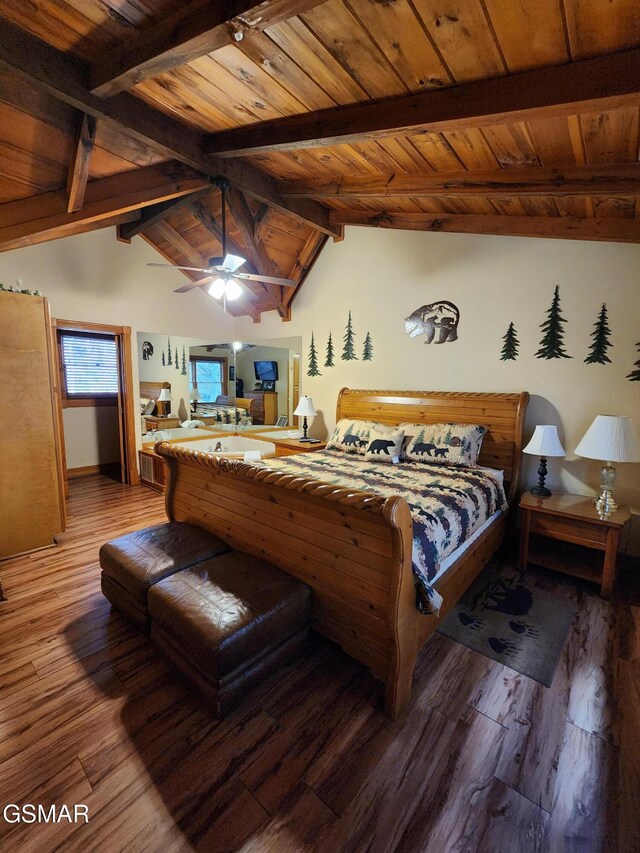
top-left (518, 492), bottom-right (631, 599)
top-left (242, 391), bottom-right (278, 425)
top-left (0, 291), bottom-right (65, 558)
top-left (143, 415), bottom-right (180, 430)
top-left (139, 449), bottom-right (165, 492)
top-left (272, 439), bottom-right (327, 457)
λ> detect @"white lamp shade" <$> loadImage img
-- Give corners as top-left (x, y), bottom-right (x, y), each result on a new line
top-left (224, 278), bottom-right (242, 301)
top-left (208, 277), bottom-right (225, 299)
top-left (190, 388), bottom-right (201, 401)
top-left (523, 425), bottom-right (565, 457)
top-left (294, 396), bottom-right (317, 417)
top-left (158, 388), bottom-right (172, 402)
top-left (574, 415), bottom-right (640, 463)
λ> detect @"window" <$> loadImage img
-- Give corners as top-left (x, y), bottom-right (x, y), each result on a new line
top-left (190, 357), bottom-right (227, 402)
top-left (58, 330), bottom-right (119, 405)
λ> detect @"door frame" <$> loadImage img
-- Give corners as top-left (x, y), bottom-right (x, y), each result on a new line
top-left (52, 318), bottom-right (139, 486)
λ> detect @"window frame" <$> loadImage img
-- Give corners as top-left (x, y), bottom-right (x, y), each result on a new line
top-left (57, 328), bottom-right (119, 408)
top-left (189, 355), bottom-right (228, 403)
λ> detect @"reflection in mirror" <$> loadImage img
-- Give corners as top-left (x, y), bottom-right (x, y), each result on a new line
top-left (137, 333), bottom-right (302, 436)
top-left (234, 337), bottom-right (302, 429)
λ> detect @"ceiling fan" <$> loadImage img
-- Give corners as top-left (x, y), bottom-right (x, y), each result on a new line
top-left (147, 177), bottom-right (296, 306)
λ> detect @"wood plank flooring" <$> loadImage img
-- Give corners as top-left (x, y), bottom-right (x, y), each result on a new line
top-left (0, 476), bottom-right (638, 853)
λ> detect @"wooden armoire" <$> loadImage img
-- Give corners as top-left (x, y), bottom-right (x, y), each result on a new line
top-left (0, 291), bottom-right (65, 561)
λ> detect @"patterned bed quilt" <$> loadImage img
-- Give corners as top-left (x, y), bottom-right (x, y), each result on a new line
top-left (264, 450), bottom-right (508, 614)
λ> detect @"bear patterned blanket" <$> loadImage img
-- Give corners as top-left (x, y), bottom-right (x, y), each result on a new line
top-left (263, 449), bottom-right (508, 614)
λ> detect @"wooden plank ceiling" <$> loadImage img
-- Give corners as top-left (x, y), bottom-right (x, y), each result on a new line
top-left (0, 0), bottom-right (638, 320)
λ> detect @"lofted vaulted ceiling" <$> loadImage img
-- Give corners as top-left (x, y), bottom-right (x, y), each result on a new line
top-left (0, 0), bottom-right (638, 321)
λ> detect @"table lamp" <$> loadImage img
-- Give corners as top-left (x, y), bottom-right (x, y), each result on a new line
top-left (294, 396), bottom-right (317, 442)
top-left (190, 387), bottom-right (201, 414)
top-left (158, 386), bottom-right (172, 417)
top-left (574, 415), bottom-right (640, 514)
top-left (523, 424), bottom-right (566, 497)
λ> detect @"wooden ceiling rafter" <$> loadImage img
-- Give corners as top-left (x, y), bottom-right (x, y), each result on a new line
top-left (0, 160), bottom-right (210, 253)
top-left (225, 184), bottom-right (288, 320)
top-left (0, 18), bottom-right (340, 239)
top-left (328, 209), bottom-right (640, 244)
top-left (116, 184), bottom-right (214, 242)
top-left (65, 112), bottom-right (96, 212)
top-left (203, 48), bottom-right (640, 157)
top-left (275, 162), bottom-right (640, 199)
top-left (90, 0), bottom-right (330, 98)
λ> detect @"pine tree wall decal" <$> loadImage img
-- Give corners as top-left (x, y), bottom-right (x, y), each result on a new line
top-left (181, 346), bottom-right (187, 375)
top-left (500, 322), bottom-right (519, 361)
top-left (342, 311), bottom-right (358, 360)
top-left (307, 333), bottom-right (321, 376)
top-left (325, 332), bottom-right (335, 368)
top-left (175, 347), bottom-right (179, 369)
top-left (162, 351), bottom-right (165, 367)
top-left (535, 285), bottom-right (572, 359)
top-left (627, 342), bottom-right (640, 381)
top-left (584, 303), bottom-right (612, 364)
top-left (167, 337), bottom-right (172, 366)
top-left (362, 331), bottom-right (373, 361)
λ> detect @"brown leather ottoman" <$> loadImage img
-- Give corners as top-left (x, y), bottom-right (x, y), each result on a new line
top-left (148, 551), bottom-right (311, 716)
top-left (100, 522), bottom-right (230, 624)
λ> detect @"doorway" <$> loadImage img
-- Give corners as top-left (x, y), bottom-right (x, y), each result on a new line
top-left (53, 319), bottom-right (139, 490)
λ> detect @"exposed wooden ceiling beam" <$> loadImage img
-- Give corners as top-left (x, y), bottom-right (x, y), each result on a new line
top-left (0, 161), bottom-right (210, 252)
top-left (204, 48), bottom-right (640, 157)
top-left (285, 230), bottom-right (327, 308)
top-left (226, 185), bottom-right (288, 319)
top-left (188, 200), bottom-right (258, 275)
top-left (91, 0), bottom-right (328, 98)
top-left (152, 220), bottom-right (206, 268)
top-left (0, 19), bottom-right (339, 238)
top-left (329, 210), bottom-right (640, 244)
top-left (117, 185), bottom-right (213, 241)
top-left (66, 113), bottom-right (97, 212)
top-left (277, 163), bottom-right (640, 199)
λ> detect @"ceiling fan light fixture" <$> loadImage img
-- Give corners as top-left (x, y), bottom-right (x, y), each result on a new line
top-left (208, 277), bottom-right (226, 299)
top-left (225, 278), bottom-right (242, 301)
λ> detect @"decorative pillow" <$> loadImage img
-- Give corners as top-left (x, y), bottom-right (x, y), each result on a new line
top-left (400, 422), bottom-right (487, 467)
top-left (326, 419), bottom-right (380, 455)
top-left (364, 428), bottom-right (404, 463)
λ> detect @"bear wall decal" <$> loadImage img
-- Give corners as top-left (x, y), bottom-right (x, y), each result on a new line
top-left (405, 300), bottom-right (460, 344)
top-left (142, 341), bottom-right (154, 360)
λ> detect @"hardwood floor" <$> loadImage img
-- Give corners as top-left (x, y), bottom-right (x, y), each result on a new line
top-left (0, 476), bottom-right (637, 853)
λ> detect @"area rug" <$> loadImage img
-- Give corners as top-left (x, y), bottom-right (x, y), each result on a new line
top-left (437, 559), bottom-right (575, 687)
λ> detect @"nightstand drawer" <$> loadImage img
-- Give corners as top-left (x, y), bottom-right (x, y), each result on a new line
top-left (530, 514), bottom-right (607, 549)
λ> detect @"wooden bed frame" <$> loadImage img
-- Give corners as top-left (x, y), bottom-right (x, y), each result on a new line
top-left (156, 388), bottom-right (529, 717)
top-left (213, 395), bottom-right (257, 420)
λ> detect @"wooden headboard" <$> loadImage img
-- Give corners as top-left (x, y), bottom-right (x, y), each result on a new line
top-left (215, 395), bottom-right (254, 417)
top-left (336, 388), bottom-right (529, 502)
top-left (140, 381), bottom-right (170, 416)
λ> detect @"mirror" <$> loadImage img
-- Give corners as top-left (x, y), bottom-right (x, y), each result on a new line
top-left (137, 332), bottom-right (301, 434)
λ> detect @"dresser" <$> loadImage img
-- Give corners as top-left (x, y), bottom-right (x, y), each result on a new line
top-left (242, 391), bottom-right (278, 425)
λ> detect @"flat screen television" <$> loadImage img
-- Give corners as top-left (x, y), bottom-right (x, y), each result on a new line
top-left (254, 360), bottom-right (278, 381)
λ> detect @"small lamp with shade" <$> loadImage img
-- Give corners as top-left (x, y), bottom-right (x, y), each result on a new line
top-left (294, 396), bottom-right (317, 442)
top-left (157, 386), bottom-right (172, 417)
top-left (523, 425), bottom-right (566, 497)
top-left (574, 415), bottom-right (640, 515)
top-left (189, 386), bottom-right (201, 414)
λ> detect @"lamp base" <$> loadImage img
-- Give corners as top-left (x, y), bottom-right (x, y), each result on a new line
top-left (530, 485), bottom-right (552, 498)
top-left (594, 463), bottom-right (618, 515)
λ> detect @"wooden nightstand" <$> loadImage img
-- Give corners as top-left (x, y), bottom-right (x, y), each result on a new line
top-left (518, 492), bottom-right (631, 599)
top-left (271, 438), bottom-right (327, 457)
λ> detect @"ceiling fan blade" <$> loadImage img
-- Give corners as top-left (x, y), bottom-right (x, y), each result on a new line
top-left (235, 272), bottom-right (297, 287)
top-left (147, 263), bottom-right (211, 273)
top-left (222, 253), bottom-right (246, 272)
top-left (174, 281), bottom-right (205, 293)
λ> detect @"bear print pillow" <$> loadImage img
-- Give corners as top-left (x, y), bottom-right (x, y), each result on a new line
top-left (364, 428), bottom-right (405, 463)
top-left (326, 419), bottom-right (380, 455)
top-left (401, 422), bottom-right (487, 468)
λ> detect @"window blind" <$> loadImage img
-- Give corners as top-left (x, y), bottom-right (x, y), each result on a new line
top-left (60, 332), bottom-right (119, 396)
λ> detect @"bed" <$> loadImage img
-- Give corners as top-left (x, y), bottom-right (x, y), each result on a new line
top-left (156, 388), bottom-right (529, 717)
top-left (195, 395), bottom-right (256, 426)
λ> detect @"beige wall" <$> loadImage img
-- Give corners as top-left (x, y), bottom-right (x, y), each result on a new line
top-left (63, 406), bottom-right (120, 470)
top-left (235, 227), bottom-right (640, 552)
top-left (0, 228), bottom-right (235, 457)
